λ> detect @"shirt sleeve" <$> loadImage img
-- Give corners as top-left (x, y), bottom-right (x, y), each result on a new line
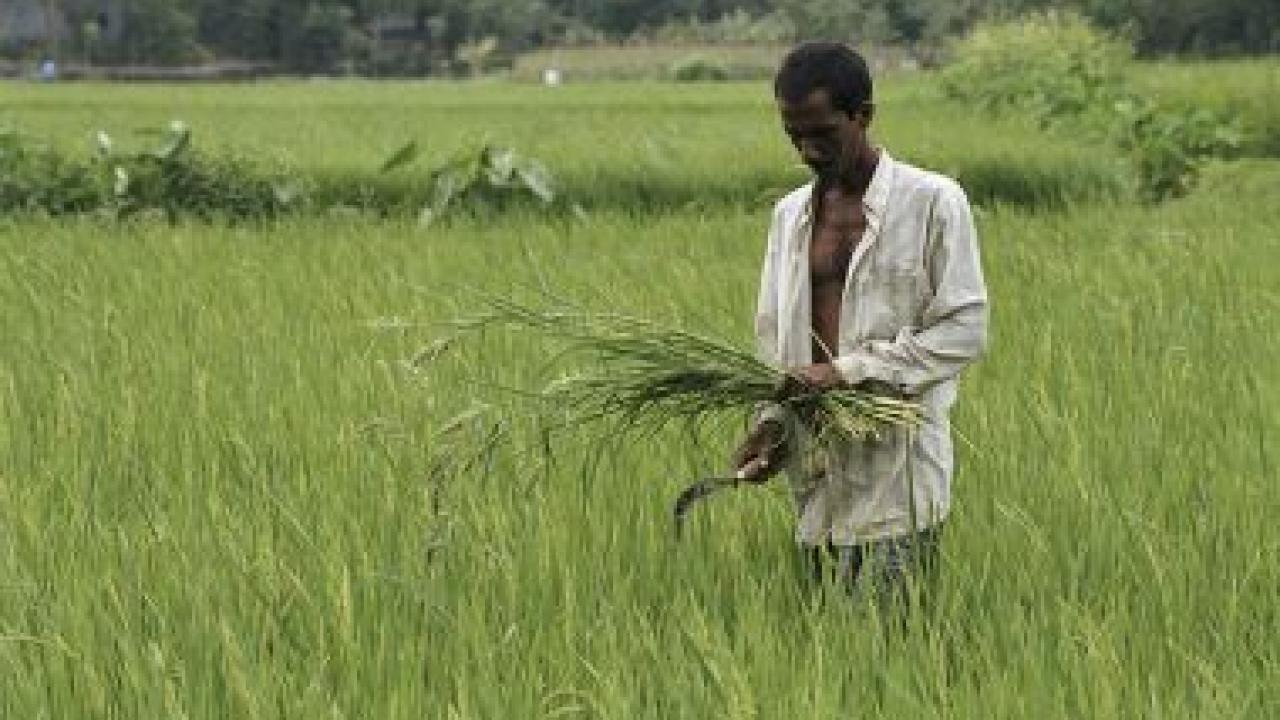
top-left (832, 181), bottom-right (989, 395)
top-left (753, 203), bottom-right (788, 426)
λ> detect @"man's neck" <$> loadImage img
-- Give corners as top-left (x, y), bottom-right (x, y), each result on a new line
top-left (827, 146), bottom-right (880, 196)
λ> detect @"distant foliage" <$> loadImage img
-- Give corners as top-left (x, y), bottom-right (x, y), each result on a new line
top-left (9, 0), bottom-right (1274, 76)
top-left (943, 12), bottom-right (1243, 202)
top-left (110, 0), bottom-right (208, 65)
top-left (1113, 99), bottom-right (1243, 201)
top-left (377, 142), bottom-right (567, 225)
top-left (942, 11), bottom-right (1130, 126)
top-left (0, 121), bottom-right (580, 223)
top-left (670, 56), bottom-right (730, 82)
top-left (423, 146), bottom-right (562, 225)
top-left (1, 122), bottom-right (298, 221)
top-left (647, 9), bottom-right (796, 44)
top-left (98, 122), bottom-right (301, 221)
top-left (0, 130), bottom-right (102, 214)
top-left (1128, 61), bottom-right (1280, 160)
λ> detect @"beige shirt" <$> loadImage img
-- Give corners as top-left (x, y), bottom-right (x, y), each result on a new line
top-left (754, 150), bottom-right (989, 546)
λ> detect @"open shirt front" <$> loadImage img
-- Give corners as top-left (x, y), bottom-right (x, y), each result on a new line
top-left (754, 150), bottom-right (989, 545)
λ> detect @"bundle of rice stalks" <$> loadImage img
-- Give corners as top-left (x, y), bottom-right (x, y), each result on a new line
top-left (430, 296), bottom-right (921, 447)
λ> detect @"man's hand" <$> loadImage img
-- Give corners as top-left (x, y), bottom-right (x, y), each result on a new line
top-left (729, 419), bottom-right (788, 484)
top-left (787, 364), bottom-right (906, 398)
top-left (790, 362), bottom-right (843, 392)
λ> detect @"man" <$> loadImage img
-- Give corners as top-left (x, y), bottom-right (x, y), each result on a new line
top-left (731, 42), bottom-right (988, 604)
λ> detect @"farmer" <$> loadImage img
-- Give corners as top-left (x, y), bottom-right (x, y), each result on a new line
top-left (731, 42), bottom-right (989, 606)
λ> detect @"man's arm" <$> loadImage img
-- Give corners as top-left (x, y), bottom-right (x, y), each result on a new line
top-left (830, 181), bottom-right (989, 395)
top-left (733, 203), bottom-right (790, 480)
top-left (751, 203), bottom-right (789, 424)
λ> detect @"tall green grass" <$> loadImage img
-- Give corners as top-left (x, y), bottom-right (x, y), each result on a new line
top-left (0, 80), bottom-right (1125, 211)
top-left (1, 143), bottom-right (1278, 716)
top-left (2, 71), bottom-right (1278, 716)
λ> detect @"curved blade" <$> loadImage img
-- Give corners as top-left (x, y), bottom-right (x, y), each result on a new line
top-left (672, 476), bottom-right (738, 540)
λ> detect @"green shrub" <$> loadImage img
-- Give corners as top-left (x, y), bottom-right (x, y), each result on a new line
top-left (376, 142), bottom-right (567, 224)
top-left (420, 145), bottom-right (561, 224)
top-left (670, 56), bottom-right (730, 83)
top-left (942, 10), bottom-right (1131, 126)
top-left (100, 122), bottom-right (301, 221)
top-left (0, 123), bottom-right (300, 221)
top-left (943, 12), bottom-right (1246, 201)
top-left (1114, 98), bottom-right (1243, 201)
top-left (1129, 60), bottom-right (1280, 160)
top-left (1, 122), bottom-right (573, 223)
top-left (0, 129), bottom-right (105, 214)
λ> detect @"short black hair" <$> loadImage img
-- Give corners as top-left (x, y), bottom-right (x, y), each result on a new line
top-left (774, 42), bottom-right (873, 116)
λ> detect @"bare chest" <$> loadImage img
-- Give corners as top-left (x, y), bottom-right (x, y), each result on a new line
top-left (809, 201), bottom-right (868, 286)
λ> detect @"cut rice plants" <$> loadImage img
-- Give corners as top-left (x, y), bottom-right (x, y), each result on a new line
top-left (428, 296), bottom-right (922, 448)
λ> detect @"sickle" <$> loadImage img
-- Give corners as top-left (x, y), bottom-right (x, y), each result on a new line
top-left (673, 420), bottom-right (790, 539)
top-left (672, 475), bottom-right (741, 540)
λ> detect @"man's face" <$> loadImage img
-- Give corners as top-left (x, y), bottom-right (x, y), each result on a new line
top-left (777, 89), bottom-right (869, 182)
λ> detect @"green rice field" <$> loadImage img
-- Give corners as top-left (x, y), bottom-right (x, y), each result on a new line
top-left (1, 67), bottom-right (1278, 718)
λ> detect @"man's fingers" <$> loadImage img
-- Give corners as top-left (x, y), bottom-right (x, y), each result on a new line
top-left (736, 455), bottom-right (770, 481)
top-left (730, 419), bottom-right (787, 481)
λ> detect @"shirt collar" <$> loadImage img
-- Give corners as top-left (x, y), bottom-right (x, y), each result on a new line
top-left (863, 148), bottom-right (893, 221)
top-left (800, 148), bottom-right (894, 225)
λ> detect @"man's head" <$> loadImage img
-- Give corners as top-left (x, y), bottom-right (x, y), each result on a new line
top-left (774, 42), bottom-right (876, 184)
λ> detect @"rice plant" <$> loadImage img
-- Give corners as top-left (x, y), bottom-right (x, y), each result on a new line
top-left (431, 295), bottom-right (922, 447)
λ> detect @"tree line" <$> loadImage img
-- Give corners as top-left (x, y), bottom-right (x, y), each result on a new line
top-left (10, 0), bottom-right (1278, 74)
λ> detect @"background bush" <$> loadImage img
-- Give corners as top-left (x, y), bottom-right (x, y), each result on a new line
top-left (670, 55), bottom-right (731, 82)
top-left (941, 11), bottom-right (1243, 201)
top-left (941, 10), bottom-right (1131, 126)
